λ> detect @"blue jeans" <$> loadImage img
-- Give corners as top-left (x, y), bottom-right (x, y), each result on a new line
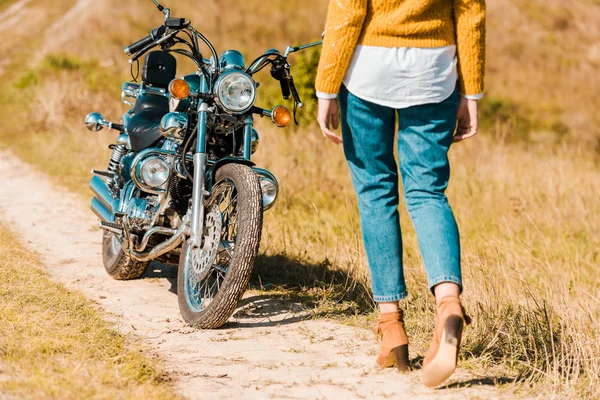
top-left (339, 85), bottom-right (462, 302)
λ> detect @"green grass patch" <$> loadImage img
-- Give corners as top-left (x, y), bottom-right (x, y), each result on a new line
top-left (0, 226), bottom-right (179, 399)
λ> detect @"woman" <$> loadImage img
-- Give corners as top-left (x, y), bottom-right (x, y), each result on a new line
top-left (315, 0), bottom-right (485, 387)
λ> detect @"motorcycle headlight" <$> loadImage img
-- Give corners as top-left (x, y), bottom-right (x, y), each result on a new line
top-left (214, 71), bottom-right (256, 114)
top-left (139, 156), bottom-right (170, 188)
top-left (259, 178), bottom-right (278, 210)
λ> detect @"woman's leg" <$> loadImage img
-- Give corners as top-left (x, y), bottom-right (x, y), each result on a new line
top-left (338, 85), bottom-right (407, 304)
top-left (339, 85), bottom-right (409, 371)
top-left (396, 88), bottom-right (462, 294)
top-left (396, 88), bottom-right (469, 386)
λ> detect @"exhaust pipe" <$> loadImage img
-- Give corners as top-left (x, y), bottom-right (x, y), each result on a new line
top-left (129, 215), bottom-right (190, 262)
top-left (90, 176), bottom-right (118, 213)
top-left (91, 198), bottom-right (114, 223)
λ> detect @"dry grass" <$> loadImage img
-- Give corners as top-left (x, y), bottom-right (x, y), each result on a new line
top-left (0, 0), bottom-right (599, 398)
top-left (0, 225), bottom-right (178, 399)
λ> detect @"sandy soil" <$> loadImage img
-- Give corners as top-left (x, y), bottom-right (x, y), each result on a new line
top-left (0, 150), bottom-right (508, 399)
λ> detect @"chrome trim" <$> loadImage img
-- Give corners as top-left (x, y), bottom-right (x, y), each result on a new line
top-left (129, 215), bottom-right (190, 262)
top-left (85, 112), bottom-right (123, 132)
top-left (121, 82), bottom-right (168, 106)
top-left (85, 112), bottom-right (107, 132)
top-left (91, 198), bottom-right (114, 223)
top-left (116, 133), bottom-right (130, 147)
top-left (253, 167), bottom-right (279, 211)
top-left (137, 156), bottom-right (170, 191)
top-left (160, 112), bottom-right (188, 141)
top-left (213, 71), bottom-right (257, 115)
top-left (90, 176), bottom-right (118, 213)
top-left (130, 148), bottom-right (193, 194)
top-left (136, 226), bottom-right (177, 252)
top-left (243, 115), bottom-right (253, 160)
top-left (118, 180), bottom-right (137, 214)
top-left (121, 82), bottom-right (139, 106)
top-left (190, 152), bottom-right (207, 248)
top-left (283, 40), bottom-right (323, 58)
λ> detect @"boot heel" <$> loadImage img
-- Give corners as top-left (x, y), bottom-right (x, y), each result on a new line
top-left (392, 344), bottom-right (409, 372)
top-left (444, 315), bottom-right (463, 346)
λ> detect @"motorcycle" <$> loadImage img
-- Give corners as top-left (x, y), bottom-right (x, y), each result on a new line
top-left (84, 0), bottom-right (321, 328)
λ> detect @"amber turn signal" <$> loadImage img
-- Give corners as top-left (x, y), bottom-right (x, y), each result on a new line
top-left (169, 78), bottom-right (191, 100)
top-left (271, 105), bottom-right (292, 128)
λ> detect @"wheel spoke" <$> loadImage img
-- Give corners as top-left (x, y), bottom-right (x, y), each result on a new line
top-left (185, 178), bottom-right (240, 312)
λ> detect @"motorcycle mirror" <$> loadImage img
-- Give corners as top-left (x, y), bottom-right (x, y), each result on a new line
top-left (283, 40), bottom-right (323, 58)
top-left (151, 0), bottom-right (171, 19)
top-left (85, 112), bottom-right (107, 132)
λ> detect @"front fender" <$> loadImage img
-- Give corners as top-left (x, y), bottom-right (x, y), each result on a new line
top-left (205, 157), bottom-right (255, 194)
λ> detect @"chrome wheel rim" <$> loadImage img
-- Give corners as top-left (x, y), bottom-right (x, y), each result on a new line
top-left (184, 179), bottom-right (239, 313)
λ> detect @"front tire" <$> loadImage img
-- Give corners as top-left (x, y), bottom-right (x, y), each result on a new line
top-left (177, 163), bottom-right (263, 329)
top-left (102, 231), bottom-right (150, 280)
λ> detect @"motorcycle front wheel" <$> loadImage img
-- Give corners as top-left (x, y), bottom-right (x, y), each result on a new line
top-left (177, 163), bottom-right (263, 329)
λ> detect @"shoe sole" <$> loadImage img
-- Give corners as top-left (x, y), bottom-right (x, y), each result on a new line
top-left (421, 315), bottom-right (463, 387)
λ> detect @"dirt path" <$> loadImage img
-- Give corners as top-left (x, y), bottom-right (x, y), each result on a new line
top-left (0, 150), bottom-right (506, 399)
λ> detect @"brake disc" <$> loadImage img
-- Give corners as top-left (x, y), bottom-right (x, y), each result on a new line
top-left (189, 205), bottom-right (222, 282)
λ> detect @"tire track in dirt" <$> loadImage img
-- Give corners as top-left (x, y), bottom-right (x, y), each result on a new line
top-left (0, 150), bottom-right (505, 399)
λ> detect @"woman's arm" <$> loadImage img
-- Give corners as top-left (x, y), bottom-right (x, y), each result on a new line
top-left (453, 0), bottom-right (486, 96)
top-left (315, 0), bottom-right (368, 96)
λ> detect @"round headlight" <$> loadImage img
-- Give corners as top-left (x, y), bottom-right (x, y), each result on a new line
top-left (259, 177), bottom-right (278, 210)
top-left (140, 156), bottom-right (170, 188)
top-left (214, 72), bottom-right (256, 114)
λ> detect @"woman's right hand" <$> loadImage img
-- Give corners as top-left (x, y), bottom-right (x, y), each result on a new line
top-left (454, 97), bottom-right (479, 142)
top-left (317, 98), bottom-right (343, 145)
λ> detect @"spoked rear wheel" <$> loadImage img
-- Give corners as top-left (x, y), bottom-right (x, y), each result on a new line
top-left (177, 163), bottom-right (263, 329)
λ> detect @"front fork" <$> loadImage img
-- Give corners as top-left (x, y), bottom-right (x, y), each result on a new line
top-left (188, 98), bottom-right (254, 250)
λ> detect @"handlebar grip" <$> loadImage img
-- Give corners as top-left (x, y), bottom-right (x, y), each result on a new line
top-left (124, 26), bottom-right (167, 56)
top-left (280, 79), bottom-right (291, 100)
top-left (125, 35), bottom-right (154, 56)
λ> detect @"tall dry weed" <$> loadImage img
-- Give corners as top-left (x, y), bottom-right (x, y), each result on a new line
top-left (0, 0), bottom-right (598, 397)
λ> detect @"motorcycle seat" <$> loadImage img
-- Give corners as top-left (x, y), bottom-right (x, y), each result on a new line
top-left (133, 93), bottom-right (169, 114)
top-left (127, 108), bottom-right (164, 152)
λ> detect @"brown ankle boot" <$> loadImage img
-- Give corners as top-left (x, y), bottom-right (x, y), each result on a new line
top-left (374, 311), bottom-right (410, 372)
top-left (421, 295), bottom-right (471, 387)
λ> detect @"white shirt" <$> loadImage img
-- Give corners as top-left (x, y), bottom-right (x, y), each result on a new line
top-left (316, 45), bottom-right (483, 107)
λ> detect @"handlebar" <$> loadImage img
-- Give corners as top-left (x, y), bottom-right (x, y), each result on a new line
top-left (124, 26), bottom-right (167, 56)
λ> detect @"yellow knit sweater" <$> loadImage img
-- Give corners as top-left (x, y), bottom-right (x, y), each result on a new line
top-left (315, 0), bottom-right (486, 96)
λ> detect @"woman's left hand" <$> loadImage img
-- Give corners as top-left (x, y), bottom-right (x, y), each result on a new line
top-left (454, 97), bottom-right (479, 142)
top-left (317, 98), bottom-right (343, 145)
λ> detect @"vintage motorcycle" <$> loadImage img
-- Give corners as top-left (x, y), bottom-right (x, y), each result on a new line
top-left (84, 0), bottom-right (321, 328)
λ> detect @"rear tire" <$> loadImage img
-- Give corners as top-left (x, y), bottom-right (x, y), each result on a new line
top-left (102, 231), bottom-right (150, 280)
top-left (177, 163), bottom-right (263, 329)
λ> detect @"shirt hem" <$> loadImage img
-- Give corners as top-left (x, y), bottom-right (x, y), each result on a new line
top-left (342, 81), bottom-right (458, 109)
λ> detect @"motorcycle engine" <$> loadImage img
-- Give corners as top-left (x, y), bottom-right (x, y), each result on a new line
top-left (125, 197), bottom-right (158, 231)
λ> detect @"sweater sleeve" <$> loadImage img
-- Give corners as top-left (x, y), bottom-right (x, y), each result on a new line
top-left (453, 0), bottom-right (486, 96)
top-left (315, 0), bottom-right (368, 95)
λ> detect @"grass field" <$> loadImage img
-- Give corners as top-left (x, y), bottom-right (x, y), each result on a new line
top-left (0, 225), bottom-right (178, 399)
top-left (0, 0), bottom-right (598, 398)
